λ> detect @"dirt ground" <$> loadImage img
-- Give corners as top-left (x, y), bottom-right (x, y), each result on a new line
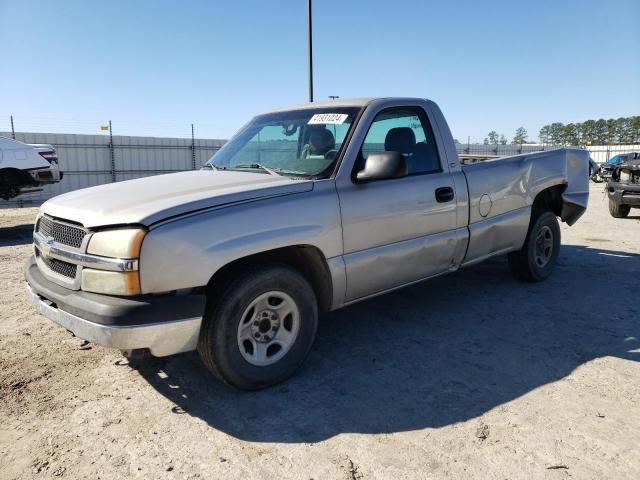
top-left (0, 183), bottom-right (638, 480)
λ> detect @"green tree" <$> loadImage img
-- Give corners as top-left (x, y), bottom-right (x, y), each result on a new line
top-left (563, 123), bottom-right (579, 145)
top-left (616, 117), bottom-right (630, 144)
top-left (579, 120), bottom-right (596, 145)
top-left (594, 119), bottom-right (608, 144)
top-left (513, 127), bottom-right (528, 144)
top-left (499, 134), bottom-right (508, 145)
top-left (485, 131), bottom-right (500, 144)
top-left (548, 123), bottom-right (565, 145)
top-left (631, 116), bottom-right (640, 143)
top-left (539, 125), bottom-right (551, 144)
top-left (605, 118), bottom-right (619, 144)
top-left (537, 115), bottom-right (639, 145)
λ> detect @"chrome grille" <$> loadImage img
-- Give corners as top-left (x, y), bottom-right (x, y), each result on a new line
top-left (36, 248), bottom-right (78, 278)
top-left (37, 215), bottom-right (86, 249)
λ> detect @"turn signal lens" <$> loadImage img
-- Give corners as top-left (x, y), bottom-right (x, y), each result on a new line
top-left (81, 269), bottom-right (141, 296)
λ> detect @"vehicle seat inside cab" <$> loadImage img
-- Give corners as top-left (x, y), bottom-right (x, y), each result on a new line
top-left (302, 127), bottom-right (336, 158)
top-left (384, 127), bottom-right (440, 174)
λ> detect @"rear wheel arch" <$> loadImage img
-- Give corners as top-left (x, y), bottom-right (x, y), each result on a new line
top-left (532, 184), bottom-right (566, 218)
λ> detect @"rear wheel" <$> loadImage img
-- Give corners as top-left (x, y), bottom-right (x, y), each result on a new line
top-left (508, 210), bottom-right (561, 282)
top-left (197, 265), bottom-right (318, 390)
top-left (608, 199), bottom-right (630, 218)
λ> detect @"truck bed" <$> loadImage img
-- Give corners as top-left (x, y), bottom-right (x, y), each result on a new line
top-left (459, 148), bottom-right (590, 266)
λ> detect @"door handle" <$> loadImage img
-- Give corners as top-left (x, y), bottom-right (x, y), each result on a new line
top-left (435, 186), bottom-right (455, 203)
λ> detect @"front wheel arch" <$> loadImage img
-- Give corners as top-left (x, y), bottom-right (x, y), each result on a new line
top-left (205, 245), bottom-right (333, 314)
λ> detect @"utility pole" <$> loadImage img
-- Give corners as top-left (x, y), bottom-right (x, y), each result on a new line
top-left (191, 123), bottom-right (196, 170)
top-left (10, 115), bottom-right (15, 139)
top-left (108, 120), bottom-right (116, 182)
top-left (307, 0), bottom-right (314, 102)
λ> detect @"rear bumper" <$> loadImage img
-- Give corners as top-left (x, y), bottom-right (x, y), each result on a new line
top-left (24, 257), bottom-right (205, 356)
top-left (607, 182), bottom-right (640, 207)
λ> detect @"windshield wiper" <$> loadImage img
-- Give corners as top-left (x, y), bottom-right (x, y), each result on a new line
top-left (201, 163), bottom-right (224, 170)
top-left (231, 163), bottom-right (281, 176)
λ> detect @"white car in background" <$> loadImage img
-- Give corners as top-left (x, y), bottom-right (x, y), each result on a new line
top-left (0, 136), bottom-right (63, 200)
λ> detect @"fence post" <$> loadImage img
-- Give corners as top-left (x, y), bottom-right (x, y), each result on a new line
top-left (10, 115), bottom-right (15, 139)
top-left (191, 124), bottom-right (196, 170)
top-left (109, 120), bottom-right (116, 182)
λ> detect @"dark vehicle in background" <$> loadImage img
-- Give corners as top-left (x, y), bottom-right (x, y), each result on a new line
top-left (599, 152), bottom-right (639, 182)
top-left (607, 156), bottom-right (640, 218)
top-left (589, 158), bottom-right (603, 182)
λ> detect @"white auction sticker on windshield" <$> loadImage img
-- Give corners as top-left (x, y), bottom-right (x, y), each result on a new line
top-left (308, 113), bottom-right (349, 125)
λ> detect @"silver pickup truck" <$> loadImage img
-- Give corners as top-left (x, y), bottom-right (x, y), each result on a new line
top-left (25, 98), bottom-right (589, 389)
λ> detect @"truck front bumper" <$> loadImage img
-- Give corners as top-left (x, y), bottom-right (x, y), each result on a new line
top-left (24, 257), bottom-right (205, 357)
top-left (607, 182), bottom-right (640, 207)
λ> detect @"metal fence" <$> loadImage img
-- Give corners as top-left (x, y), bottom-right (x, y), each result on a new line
top-left (0, 131), bottom-right (226, 207)
top-left (455, 143), bottom-right (638, 162)
top-left (1, 130), bottom-right (638, 208)
top-left (456, 143), bottom-right (562, 156)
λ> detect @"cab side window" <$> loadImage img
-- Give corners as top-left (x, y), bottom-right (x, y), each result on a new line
top-left (359, 108), bottom-right (441, 176)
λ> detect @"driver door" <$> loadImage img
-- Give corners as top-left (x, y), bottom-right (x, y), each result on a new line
top-left (336, 106), bottom-right (459, 301)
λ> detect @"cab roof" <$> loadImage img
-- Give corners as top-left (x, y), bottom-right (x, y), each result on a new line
top-left (262, 97), bottom-right (429, 114)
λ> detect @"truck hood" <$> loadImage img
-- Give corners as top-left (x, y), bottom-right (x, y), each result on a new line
top-left (41, 170), bottom-right (313, 228)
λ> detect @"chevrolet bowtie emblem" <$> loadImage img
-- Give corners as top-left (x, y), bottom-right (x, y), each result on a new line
top-left (40, 236), bottom-right (55, 258)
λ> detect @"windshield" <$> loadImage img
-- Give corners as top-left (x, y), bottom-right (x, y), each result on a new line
top-left (205, 107), bottom-right (361, 178)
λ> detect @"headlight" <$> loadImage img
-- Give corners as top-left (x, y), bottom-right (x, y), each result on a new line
top-left (620, 170), bottom-right (632, 182)
top-left (87, 228), bottom-right (146, 258)
top-left (83, 227), bottom-right (145, 295)
top-left (82, 269), bottom-right (141, 295)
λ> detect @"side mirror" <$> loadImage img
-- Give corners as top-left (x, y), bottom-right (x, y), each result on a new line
top-left (355, 151), bottom-right (407, 183)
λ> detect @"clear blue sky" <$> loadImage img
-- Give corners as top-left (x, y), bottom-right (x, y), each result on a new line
top-left (1, 0), bottom-right (639, 142)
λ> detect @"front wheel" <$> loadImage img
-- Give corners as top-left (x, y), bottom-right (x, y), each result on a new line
top-left (508, 210), bottom-right (561, 282)
top-left (198, 265), bottom-right (318, 390)
top-left (608, 199), bottom-right (630, 218)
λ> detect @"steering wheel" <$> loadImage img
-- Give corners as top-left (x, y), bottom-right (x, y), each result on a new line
top-left (324, 149), bottom-right (338, 161)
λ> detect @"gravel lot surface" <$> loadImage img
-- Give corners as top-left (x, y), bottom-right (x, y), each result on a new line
top-left (1, 183), bottom-right (638, 480)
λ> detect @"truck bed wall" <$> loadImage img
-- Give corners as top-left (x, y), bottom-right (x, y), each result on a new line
top-left (461, 148), bottom-right (589, 265)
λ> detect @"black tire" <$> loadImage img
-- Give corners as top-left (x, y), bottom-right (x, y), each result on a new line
top-left (197, 264), bottom-right (318, 390)
top-left (608, 199), bottom-right (630, 218)
top-left (508, 210), bottom-right (561, 282)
